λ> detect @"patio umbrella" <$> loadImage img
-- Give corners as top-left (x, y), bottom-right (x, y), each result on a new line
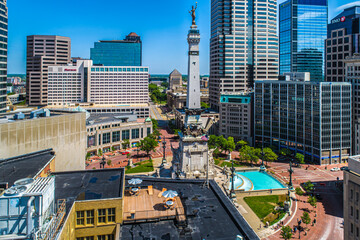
top-left (162, 190), bottom-right (178, 198)
top-left (128, 178), bottom-right (143, 185)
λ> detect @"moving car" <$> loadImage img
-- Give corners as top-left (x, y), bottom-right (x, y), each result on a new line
top-left (330, 167), bottom-right (340, 172)
top-left (340, 166), bottom-right (349, 171)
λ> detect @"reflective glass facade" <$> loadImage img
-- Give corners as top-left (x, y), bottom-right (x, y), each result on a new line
top-left (255, 80), bottom-right (352, 165)
top-left (279, 0), bottom-right (328, 82)
top-left (0, 0), bottom-right (7, 113)
top-left (90, 35), bottom-right (142, 66)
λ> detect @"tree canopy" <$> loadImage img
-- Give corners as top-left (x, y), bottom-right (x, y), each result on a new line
top-left (280, 226), bottom-right (293, 240)
top-left (295, 153), bottom-right (305, 164)
top-left (139, 136), bottom-right (159, 159)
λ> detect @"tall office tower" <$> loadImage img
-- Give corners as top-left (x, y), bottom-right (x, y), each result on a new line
top-left (209, 0), bottom-right (278, 142)
top-left (279, 0), bottom-right (328, 82)
top-left (255, 79), bottom-right (352, 165)
top-left (0, 0), bottom-right (7, 113)
top-left (90, 33), bottom-right (142, 66)
top-left (326, 6), bottom-right (360, 82)
top-left (26, 35), bottom-right (71, 106)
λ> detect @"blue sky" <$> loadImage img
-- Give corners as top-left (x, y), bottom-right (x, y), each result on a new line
top-left (7, 0), bottom-right (360, 74)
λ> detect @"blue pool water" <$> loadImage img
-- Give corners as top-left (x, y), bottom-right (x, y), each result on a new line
top-left (229, 171), bottom-right (286, 191)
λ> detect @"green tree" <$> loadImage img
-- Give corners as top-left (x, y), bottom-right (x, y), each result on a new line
top-left (280, 226), bottom-right (293, 240)
top-left (280, 148), bottom-right (292, 157)
top-left (241, 145), bottom-right (259, 165)
top-left (303, 181), bottom-right (314, 193)
top-left (295, 187), bottom-right (304, 196)
top-left (149, 83), bottom-right (158, 93)
top-left (86, 152), bottom-right (91, 160)
top-left (107, 160), bottom-right (112, 166)
top-left (208, 135), bottom-right (219, 150)
top-left (139, 136), bottom-right (159, 160)
top-left (224, 137), bottom-right (236, 154)
top-left (151, 129), bottom-right (161, 139)
top-left (161, 81), bottom-right (169, 88)
top-left (122, 139), bottom-right (130, 150)
top-left (307, 196), bottom-right (317, 208)
top-left (217, 136), bottom-right (228, 153)
top-left (262, 147), bottom-right (278, 166)
top-left (201, 102), bottom-right (210, 109)
top-left (301, 211), bottom-right (311, 229)
top-left (127, 153), bottom-right (131, 158)
top-left (236, 140), bottom-right (248, 150)
top-left (295, 153), bottom-right (305, 164)
top-left (151, 119), bottom-right (159, 130)
top-left (98, 149), bottom-right (103, 156)
top-left (111, 146), bottom-right (115, 152)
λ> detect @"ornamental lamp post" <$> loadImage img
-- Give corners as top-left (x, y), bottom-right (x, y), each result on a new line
top-left (260, 148), bottom-right (266, 172)
top-left (230, 160), bottom-right (236, 200)
top-left (288, 159), bottom-right (294, 190)
top-left (161, 137), bottom-right (167, 167)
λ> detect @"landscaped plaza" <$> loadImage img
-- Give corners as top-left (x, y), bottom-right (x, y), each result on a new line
top-left (86, 106), bottom-right (346, 239)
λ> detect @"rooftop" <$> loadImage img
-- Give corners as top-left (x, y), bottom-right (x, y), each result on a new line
top-left (0, 149), bottom-right (55, 187)
top-left (86, 113), bottom-right (139, 126)
top-left (54, 168), bottom-right (124, 213)
top-left (120, 177), bottom-right (259, 240)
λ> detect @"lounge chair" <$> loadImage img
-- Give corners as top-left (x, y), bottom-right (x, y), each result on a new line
top-left (148, 185), bottom-right (153, 196)
top-left (158, 188), bottom-right (167, 198)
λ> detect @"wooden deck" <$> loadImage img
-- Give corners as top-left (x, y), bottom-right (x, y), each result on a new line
top-left (123, 188), bottom-right (186, 223)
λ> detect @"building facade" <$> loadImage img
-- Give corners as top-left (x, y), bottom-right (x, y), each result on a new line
top-left (26, 35), bottom-right (71, 106)
top-left (326, 6), bottom-right (360, 82)
top-left (219, 93), bottom-right (253, 144)
top-left (0, 109), bottom-right (86, 171)
top-left (345, 56), bottom-right (360, 154)
top-left (48, 60), bottom-right (149, 106)
top-left (90, 33), bottom-right (142, 66)
top-left (169, 69), bottom-right (182, 90)
top-left (344, 156), bottom-right (360, 240)
top-left (209, 0), bottom-right (278, 140)
top-left (86, 114), bottom-right (153, 155)
top-left (255, 80), bottom-right (352, 165)
top-left (0, 0), bottom-right (7, 113)
top-left (279, 0), bottom-right (328, 82)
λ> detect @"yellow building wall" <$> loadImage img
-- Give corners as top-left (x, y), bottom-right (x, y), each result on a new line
top-left (0, 112), bottom-right (86, 172)
top-left (57, 198), bottom-right (123, 240)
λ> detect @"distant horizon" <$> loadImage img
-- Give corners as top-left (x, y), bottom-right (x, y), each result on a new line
top-left (7, 0), bottom-right (359, 75)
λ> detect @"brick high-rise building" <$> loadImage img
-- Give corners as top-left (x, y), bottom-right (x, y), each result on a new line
top-left (26, 35), bottom-right (71, 106)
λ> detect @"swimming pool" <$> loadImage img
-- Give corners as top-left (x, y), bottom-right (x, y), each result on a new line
top-left (229, 171), bottom-right (286, 191)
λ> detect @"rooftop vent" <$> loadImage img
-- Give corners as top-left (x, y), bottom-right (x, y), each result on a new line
top-left (13, 112), bottom-right (25, 120)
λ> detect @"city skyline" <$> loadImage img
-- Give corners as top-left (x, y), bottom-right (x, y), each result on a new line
top-left (7, 0), bottom-right (360, 75)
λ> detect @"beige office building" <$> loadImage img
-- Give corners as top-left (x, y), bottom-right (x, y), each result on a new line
top-left (344, 155), bottom-right (360, 239)
top-left (0, 109), bottom-right (86, 171)
top-left (26, 35), bottom-right (71, 106)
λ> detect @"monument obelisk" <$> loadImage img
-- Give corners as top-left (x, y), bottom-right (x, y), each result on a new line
top-left (171, 3), bottom-right (215, 179)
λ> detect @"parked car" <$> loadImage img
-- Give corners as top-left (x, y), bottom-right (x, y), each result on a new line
top-left (122, 151), bottom-right (130, 155)
top-left (341, 166), bottom-right (349, 171)
top-left (330, 167), bottom-right (340, 172)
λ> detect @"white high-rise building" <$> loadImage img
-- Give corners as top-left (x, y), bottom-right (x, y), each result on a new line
top-left (48, 60), bottom-right (149, 106)
top-left (209, 0), bottom-right (279, 142)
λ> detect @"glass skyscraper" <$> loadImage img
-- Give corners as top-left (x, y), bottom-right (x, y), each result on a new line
top-left (0, 0), bottom-right (7, 113)
top-left (90, 33), bottom-right (142, 66)
top-left (279, 0), bottom-right (328, 82)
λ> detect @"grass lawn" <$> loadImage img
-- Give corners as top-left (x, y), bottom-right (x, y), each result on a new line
top-left (244, 195), bottom-right (280, 219)
top-left (125, 160), bottom-right (154, 174)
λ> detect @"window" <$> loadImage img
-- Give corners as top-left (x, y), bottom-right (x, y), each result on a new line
top-left (122, 130), bottom-right (130, 140)
top-left (112, 131), bottom-right (120, 142)
top-left (77, 237), bottom-right (94, 240)
top-left (351, 189), bottom-right (354, 199)
top-left (131, 129), bottom-right (140, 139)
top-left (108, 208), bottom-right (115, 222)
top-left (86, 210), bottom-right (94, 225)
top-left (76, 211), bottom-right (85, 225)
top-left (97, 235), bottom-right (114, 240)
top-left (98, 209), bottom-right (106, 223)
top-left (351, 206), bottom-right (354, 216)
top-left (147, 127), bottom-right (151, 136)
top-left (103, 133), bottom-right (111, 144)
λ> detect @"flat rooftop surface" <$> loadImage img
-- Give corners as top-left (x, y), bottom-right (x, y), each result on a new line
top-left (0, 149), bottom-right (54, 187)
top-left (54, 168), bottom-right (124, 211)
top-left (87, 113), bottom-right (138, 125)
top-left (120, 177), bottom-right (259, 240)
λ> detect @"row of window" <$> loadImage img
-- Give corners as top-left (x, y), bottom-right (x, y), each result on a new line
top-left (76, 208), bottom-right (115, 226)
top-left (76, 235), bottom-right (114, 240)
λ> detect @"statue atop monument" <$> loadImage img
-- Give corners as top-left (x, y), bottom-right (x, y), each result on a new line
top-left (189, 2), bottom-right (197, 26)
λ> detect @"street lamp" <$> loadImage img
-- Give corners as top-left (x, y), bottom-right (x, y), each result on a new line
top-left (100, 156), bottom-right (106, 169)
top-left (161, 137), bottom-right (167, 167)
top-left (260, 148), bottom-right (266, 172)
top-left (230, 161), bottom-right (236, 200)
top-left (288, 159), bottom-right (294, 190)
